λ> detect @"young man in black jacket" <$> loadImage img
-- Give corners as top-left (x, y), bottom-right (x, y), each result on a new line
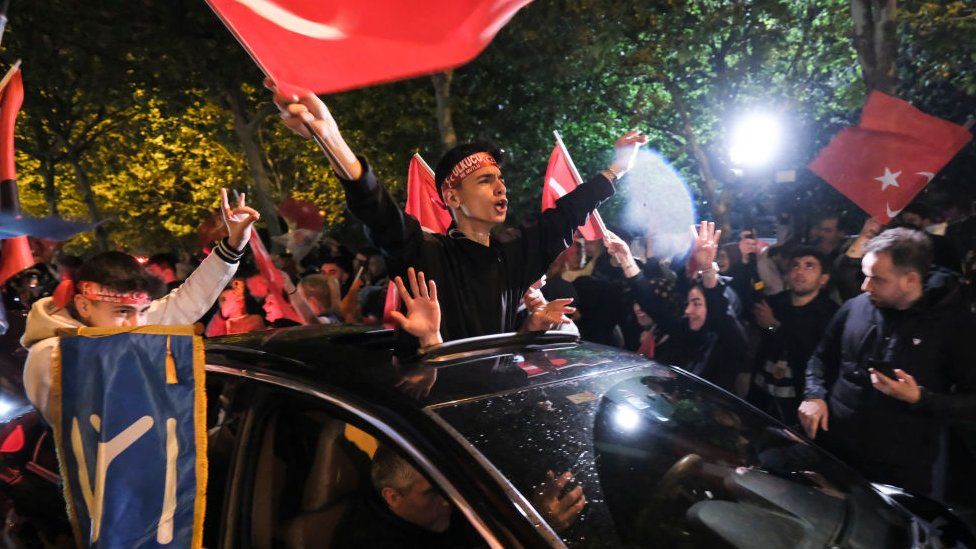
top-left (270, 81), bottom-right (647, 342)
top-left (799, 228), bottom-right (976, 497)
top-left (748, 246), bottom-right (838, 423)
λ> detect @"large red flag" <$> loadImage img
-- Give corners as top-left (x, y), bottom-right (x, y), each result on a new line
top-left (384, 153), bottom-right (451, 326)
top-left (543, 131), bottom-right (606, 240)
top-left (205, 0), bottom-right (532, 97)
top-left (809, 92), bottom-right (972, 222)
top-left (405, 153), bottom-right (452, 234)
top-left (0, 65), bottom-right (34, 285)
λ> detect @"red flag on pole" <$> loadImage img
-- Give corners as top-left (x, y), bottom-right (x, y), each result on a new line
top-left (384, 153), bottom-right (451, 326)
top-left (278, 196), bottom-right (324, 231)
top-left (204, 0), bottom-right (532, 97)
top-left (405, 153), bottom-right (452, 234)
top-left (0, 64), bottom-right (34, 286)
top-left (808, 92), bottom-right (972, 222)
top-left (249, 228), bottom-right (285, 294)
top-left (543, 131), bottom-right (606, 240)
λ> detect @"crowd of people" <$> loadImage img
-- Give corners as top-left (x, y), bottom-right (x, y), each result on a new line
top-left (1, 86), bottom-right (975, 544)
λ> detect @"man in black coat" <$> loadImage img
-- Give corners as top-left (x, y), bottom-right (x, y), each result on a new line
top-left (271, 82), bottom-right (647, 342)
top-left (800, 228), bottom-right (976, 497)
top-left (749, 246), bottom-right (839, 423)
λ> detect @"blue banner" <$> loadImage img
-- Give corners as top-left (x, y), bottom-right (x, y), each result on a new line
top-left (52, 326), bottom-right (206, 548)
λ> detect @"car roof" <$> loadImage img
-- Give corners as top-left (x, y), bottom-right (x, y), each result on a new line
top-left (203, 324), bottom-right (663, 408)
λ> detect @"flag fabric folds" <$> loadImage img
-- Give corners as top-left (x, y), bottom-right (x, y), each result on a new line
top-left (52, 326), bottom-right (206, 548)
top-left (808, 91), bottom-right (972, 222)
top-left (0, 64), bottom-right (34, 285)
top-left (249, 228), bottom-right (286, 294)
top-left (0, 65), bottom-right (23, 183)
top-left (204, 0), bottom-right (533, 96)
top-left (543, 132), bottom-right (606, 240)
top-left (405, 153), bottom-right (452, 234)
top-left (278, 197), bottom-right (324, 232)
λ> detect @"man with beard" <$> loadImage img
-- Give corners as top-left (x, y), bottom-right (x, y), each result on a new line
top-left (748, 247), bottom-right (838, 422)
top-left (270, 81), bottom-right (647, 342)
top-left (799, 228), bottom-right (976, 497)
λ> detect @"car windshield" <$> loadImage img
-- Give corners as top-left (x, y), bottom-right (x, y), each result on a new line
top-left (428, 354), bottom-right (914, 548)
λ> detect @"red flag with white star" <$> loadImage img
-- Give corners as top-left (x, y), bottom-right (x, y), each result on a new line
top-left (205, 0), bottom-right (532, 97)
top-left (808, 92), bottom-right (972, 222)
top-left (543, 132), bottom-right (606, 240)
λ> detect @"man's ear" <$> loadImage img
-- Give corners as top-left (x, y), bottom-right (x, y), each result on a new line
top-left (73, 294), bottom-right (91, 321)
top-left (380, 486), bottom-right (400, 509)
top-left (442, 187), bottom-right (461, 210)
top-left (903, 270), bottom-right (923, 290)
top-left (818, 273), bottom-right (830, 289)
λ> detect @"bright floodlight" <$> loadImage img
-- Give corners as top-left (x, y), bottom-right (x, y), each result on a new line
top-left (729, 113), bottom-right (782, 167)
top-left (613, 406), bottom-right (640, 431)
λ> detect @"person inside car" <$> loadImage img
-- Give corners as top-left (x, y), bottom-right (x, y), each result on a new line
top-left (268, 79), bottom-right (648, 343)
top-left (335, 443), bottom-right (587, 548)
top-left (21, 189), bottom-right (259, 424)
top-left (332, 444), bottom-right (478, 548)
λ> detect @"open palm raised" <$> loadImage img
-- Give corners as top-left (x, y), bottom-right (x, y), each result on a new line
top-left (390, 268), bottom-right (442, 348)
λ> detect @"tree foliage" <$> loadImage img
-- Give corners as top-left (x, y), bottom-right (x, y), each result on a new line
top-left (0, 0), bottom-right (971, 255)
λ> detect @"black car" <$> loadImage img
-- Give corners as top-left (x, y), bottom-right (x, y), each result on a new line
top-left (1, 325), bottom-right (973, 548)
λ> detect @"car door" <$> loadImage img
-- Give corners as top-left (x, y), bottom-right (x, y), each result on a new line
top-left (212, 374), bottom-right (511, 549)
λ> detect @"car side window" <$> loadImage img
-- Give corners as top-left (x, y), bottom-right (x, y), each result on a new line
top-left (202, 372), bottom-right (252, 548)
top-left (241, 389), bottom-right (485, 549)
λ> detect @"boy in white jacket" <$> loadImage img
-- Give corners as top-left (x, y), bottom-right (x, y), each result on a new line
top-left (21, 189), bottom-right (259, 423)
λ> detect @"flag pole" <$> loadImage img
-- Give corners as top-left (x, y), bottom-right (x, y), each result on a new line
top-left (0, 59), bottom-right (20, 93)
top-left (413, 152), bottom-right (435, 177)
top-left (552, 130), bottom-right (608, 236)
top-left (304, 121), bottom-right (354, 181)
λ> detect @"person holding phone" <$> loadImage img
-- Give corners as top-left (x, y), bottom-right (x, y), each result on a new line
top-left (799, 228), bottom-right (976, 498)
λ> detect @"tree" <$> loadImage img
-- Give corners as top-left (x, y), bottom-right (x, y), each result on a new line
top-left (851, 0), bottom-right (899, 94)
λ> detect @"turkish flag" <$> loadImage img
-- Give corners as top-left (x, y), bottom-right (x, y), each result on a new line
top-left (249, 228), bottom-right (286, 294)
top-left (0, 67), bottom-right (23, 182)
top-left (205, 0), bottom-right (532, 96)
top-left (543, 135), bottom-right (605, 240)
top-left (405, 153), bottom-right (452, 234)
top-left (0, 66), bottom-right (34, 285)
top-left (278, 196), bottom-right (323, 231)
top-left (384, 153), bottom-right (451, 326)
top-left (809, 92), bottom-right (972, 222)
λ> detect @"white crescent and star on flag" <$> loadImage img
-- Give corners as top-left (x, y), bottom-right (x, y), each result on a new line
top-left (547, 178), bottom-right (569, 198)
top-left (234, 0), bottom-right (346, 39)
top-left (872, 166), bottom-right (937, 219)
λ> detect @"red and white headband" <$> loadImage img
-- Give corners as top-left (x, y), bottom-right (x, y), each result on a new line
top-left (442, 152), bottom-right (498, 190)
top-left (76, 281), bottom-right (151, 306)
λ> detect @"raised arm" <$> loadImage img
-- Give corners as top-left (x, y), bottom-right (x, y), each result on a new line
top-left (267, 78), bottom-right (362, 181)
top-left (269, 80), bottom-right (422, 262)
top-left (148, 189), bottom-right (259, 325)
top-left (518, 131), bottom-right (649, 286)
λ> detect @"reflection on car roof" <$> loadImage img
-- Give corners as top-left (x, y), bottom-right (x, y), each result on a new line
top-left (204, 324), bottom-right (666, 408)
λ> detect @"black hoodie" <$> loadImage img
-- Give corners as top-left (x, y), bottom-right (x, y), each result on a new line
top-left (804, 269), bottom-right (976, 494)
top-left (339, 158), bottom-right (613, 343)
